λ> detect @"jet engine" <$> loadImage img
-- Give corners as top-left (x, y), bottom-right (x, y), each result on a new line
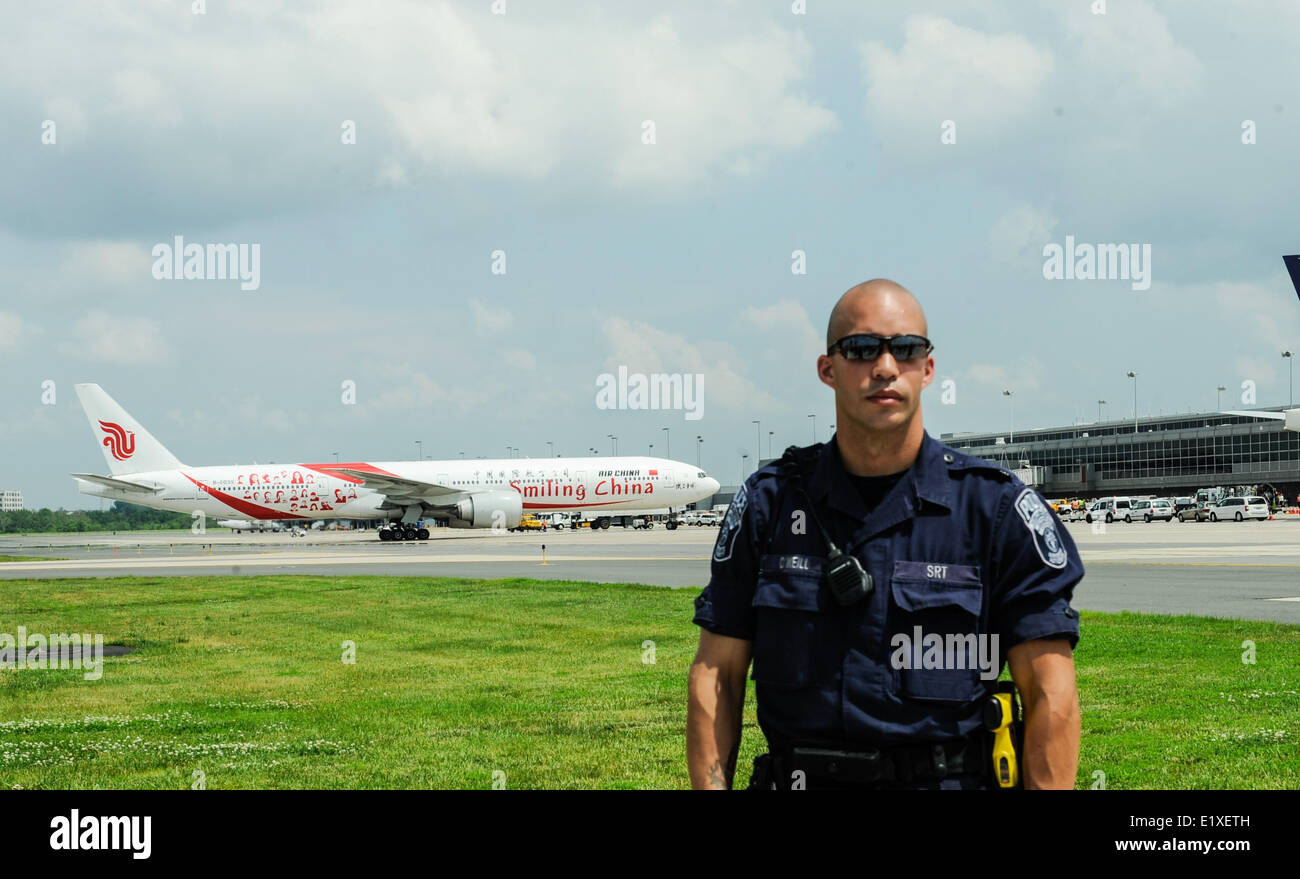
top-left (449, 490), bottom-right (523, 529)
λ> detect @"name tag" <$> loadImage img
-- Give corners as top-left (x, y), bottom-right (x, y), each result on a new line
top-left (760, 553), bottom-right (825, 577)
top-left (893, 560), bottom-right (981, 585)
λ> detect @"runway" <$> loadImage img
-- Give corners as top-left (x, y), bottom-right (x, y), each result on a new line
top-left (2, 520), bottom-right (1298, 623)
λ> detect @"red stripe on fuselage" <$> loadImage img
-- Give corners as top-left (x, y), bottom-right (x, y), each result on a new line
top-left (184, 474), bottom-right (307, 520)
top-left (299, 462), bottom-right (402, 484)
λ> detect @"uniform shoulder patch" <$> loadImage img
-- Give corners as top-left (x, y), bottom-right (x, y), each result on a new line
top-left (1013, 487), bottom-right (1068, 569)
top-left (713, 482), bottom-right (749, 563)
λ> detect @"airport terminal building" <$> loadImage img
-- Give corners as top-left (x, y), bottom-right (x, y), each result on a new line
top-left (941, 407), bottom-right (1300, 502)
top-left (702, 407), bottom-right (1300, 509)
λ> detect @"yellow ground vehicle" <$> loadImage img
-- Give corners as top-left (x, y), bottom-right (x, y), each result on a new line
top-left (510, 515), bottom-right (549, 532)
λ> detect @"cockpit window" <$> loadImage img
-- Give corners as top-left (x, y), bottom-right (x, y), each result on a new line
top-left (697, 471), bottom-right (706, 478)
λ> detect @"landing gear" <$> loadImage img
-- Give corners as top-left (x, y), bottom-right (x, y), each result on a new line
top-left (595, 517), bottom-right (611, 530)
top-left (378, 524), bottom-right (430, 541)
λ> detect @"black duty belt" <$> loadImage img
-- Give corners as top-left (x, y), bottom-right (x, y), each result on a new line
top-left (762, 739), bottom-right (988, 789)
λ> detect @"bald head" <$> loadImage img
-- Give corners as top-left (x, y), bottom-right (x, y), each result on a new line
top-left (826, 279), bottom-right (928, 349)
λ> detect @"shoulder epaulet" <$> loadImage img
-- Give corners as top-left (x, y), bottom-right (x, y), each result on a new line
top-left (941, 448), bottom-right (1015, 481)
top-left (776, 443), bottom-right (823, 480)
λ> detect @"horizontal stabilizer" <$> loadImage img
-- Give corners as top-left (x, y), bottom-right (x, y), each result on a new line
top-left (71, 473), bottom-right (162, 493)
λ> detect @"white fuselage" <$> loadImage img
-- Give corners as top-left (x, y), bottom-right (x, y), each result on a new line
top-left (75, 457), bottom-right (719, 523)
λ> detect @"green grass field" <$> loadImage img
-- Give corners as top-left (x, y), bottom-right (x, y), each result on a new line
top-left (0, 575), bottom-right (1296, 789)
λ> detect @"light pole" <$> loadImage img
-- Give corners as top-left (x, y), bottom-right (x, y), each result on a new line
top-left (415, 440), bottom-right (422, 461)
top-left (1216, 385), bottom-right (1225, 411)
top-left (1097, 400), bottom-right (1105, 423)
top-left (662, 427), bottom-right (670, 460)
top-left (752, 421), bottom-right (761, 462)
top-left (768, 430), bottom-right (774, 459)
top-left (333, 451), bottom-right (339, 463)
top-left (608, 434), bottom-right (618, 455)
top-left (808, 414), bottom-right (816, 443)
top-left (696, 435), bottom-right (702, 467)
top-left (547, 441), bottom-right (554, 457)
top-left (741, 453), bottom-right (748, 482)
top-left (1003, 390), bottom-right (1014, 444)
top-left (1283, 351), bottom-right (1293, 406)
top-left (506, 445), bottom-right (514, 459)
top-left (649, 442), bottom-right (654, 455)
top-left (1127, 371), bottom-right (1138, 433)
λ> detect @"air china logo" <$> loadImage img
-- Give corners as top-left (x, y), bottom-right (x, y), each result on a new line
top-left (99, 420), bottom-right (136, 461)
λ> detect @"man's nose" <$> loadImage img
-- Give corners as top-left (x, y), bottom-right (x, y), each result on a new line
top-left (872, 351), bottom-right (901, 379)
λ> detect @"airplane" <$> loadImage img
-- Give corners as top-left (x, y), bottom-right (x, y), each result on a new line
top-left (71, 384), bottom-right (721, 541)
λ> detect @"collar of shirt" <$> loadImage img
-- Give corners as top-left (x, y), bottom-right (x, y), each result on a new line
top-left (805, 431), bottom-right (955, 548)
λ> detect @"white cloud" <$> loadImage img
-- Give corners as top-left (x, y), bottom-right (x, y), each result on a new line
top-left (743, 299), bottom-right (822, 363)
top-left (1211, 278), bottom-right (1294, 396)
top-left (0, 311), bottom-right (33, 351)
top-left (234, 397), bottom-right (304, 434)
top-left (990, 205), bottom-right (1059, 266)
top-left (504, 349), bottom-right (537, 370)
top-left (1, 1), bottom-right (838, 239)
top-left (63, 310), bottom-right (169, 363)
top-left (469, 299), bottom-right (514, 334)
top-left (63, 240), bottom-right (151, 285)
top-left (860, 16), bottom-right (1054, 133)
top-left (601, 316), bottom-right (781, 413)
top-left (1062, 0), bottom-right (1204, 107)
top-left (363, 372), bottom-right (451, 414)
top-left (963, 362), bottom-right (1044, 394)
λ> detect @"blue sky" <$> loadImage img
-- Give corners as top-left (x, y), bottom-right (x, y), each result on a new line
top-left (2, 0), bottom-right (1299, 506)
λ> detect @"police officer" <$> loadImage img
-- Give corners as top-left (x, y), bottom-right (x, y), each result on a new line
top-left (686, 279), bottom-right (1083, 790)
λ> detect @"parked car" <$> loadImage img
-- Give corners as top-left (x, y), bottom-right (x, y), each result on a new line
top-left (695, 511), bottom-right (721, 526)
top-left (1207, 496), bottom-right (1270, 521)
top-left (1172, 497), bottom-right (1200, 522)
top-left (1135, 498), bottom-right (1174, 522)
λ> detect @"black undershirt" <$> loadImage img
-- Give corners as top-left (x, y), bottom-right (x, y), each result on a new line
top-left (845, 468), bottom-right (909, 512)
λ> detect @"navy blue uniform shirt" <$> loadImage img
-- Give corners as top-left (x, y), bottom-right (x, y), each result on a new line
top-left (693, 431), bottom-right (1083, 751)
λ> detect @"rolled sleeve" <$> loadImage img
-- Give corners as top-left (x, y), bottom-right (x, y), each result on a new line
top-left (989, 484), bottom-right (1083, 651)
top-left (692, 480), bottom-right (763, 640)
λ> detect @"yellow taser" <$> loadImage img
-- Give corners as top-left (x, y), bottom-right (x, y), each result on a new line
top-left (983, 688), bottom-right (1020, 789)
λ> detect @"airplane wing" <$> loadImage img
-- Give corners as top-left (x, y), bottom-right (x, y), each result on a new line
top-left (71, 473), bottom-right (163, 493)
top-left (330, 468), bottom-right (460, 504)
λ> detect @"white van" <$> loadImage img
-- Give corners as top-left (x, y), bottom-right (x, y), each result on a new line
top-left (1086, 496), bottom-right (1134, 523)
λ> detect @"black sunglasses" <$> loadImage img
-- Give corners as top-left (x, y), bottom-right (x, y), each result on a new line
top-left (828, 333), bottom-right (933, 362)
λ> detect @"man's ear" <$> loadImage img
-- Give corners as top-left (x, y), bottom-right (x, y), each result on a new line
top-left (920, 355), bottom-right (935, 390)
top-left (817, 354), bottom-right (836, 388)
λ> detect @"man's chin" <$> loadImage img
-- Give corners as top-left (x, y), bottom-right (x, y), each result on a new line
top-left (859, 405), bottom-right (913, 430)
